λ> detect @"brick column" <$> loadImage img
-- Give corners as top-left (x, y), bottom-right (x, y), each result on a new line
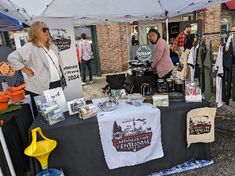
top-left (198, 4), bottom-right (221, 46)
top-left (96, 23), bottom-right (128, 74)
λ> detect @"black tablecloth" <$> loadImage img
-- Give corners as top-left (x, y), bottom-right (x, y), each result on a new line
top-left (0, 104), bottom-right (33, 176)
top-left (30, 100), bottom-right (211, 176)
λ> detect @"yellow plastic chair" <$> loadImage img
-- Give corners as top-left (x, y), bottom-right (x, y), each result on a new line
top-left (24, 127), bottom-right (57, 170)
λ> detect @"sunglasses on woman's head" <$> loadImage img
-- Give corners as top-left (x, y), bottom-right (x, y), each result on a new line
top-left (42, 27), bottom-right (49, 33)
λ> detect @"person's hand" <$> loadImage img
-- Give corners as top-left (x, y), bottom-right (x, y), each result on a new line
top-left (177, 50), bottom-right (182, 56)
top-left (225, 47), bottom-right (229, 52)
top-left (21, 67), bottom-right (34, 77)
top-left (26, 69), bottom-right (34, 77)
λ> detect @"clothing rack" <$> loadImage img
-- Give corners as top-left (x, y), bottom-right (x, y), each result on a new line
top-left (196, 31), bottom-right (235, 45)
top-left (199, 30), bottom-right (235, 36)
top-left (199, 31), bottom-right (235, 137)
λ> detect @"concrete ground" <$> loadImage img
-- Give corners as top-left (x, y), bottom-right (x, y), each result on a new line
top-left (83, 76), bottom-right (235, 176)
top-left (83, 76), bottom-right (107, 99)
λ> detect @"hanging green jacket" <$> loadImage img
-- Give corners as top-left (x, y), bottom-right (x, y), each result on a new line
top-left (197, 43), bottom-right (212, 98)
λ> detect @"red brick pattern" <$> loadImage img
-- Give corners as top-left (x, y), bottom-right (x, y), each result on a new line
top-left (96, 23), bottom-right (128, 74)
top-left (198, 4), bottom-right (221, 46)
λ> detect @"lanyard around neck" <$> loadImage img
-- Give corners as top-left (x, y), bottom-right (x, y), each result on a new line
top-left (40, 44), bottom-right (62, 78)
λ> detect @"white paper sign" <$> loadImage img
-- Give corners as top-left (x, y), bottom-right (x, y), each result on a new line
top-left (44, 87), bottom-right (67, 112)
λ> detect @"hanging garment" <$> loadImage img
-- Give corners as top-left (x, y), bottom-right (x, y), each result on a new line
top-left (197, 41), bottom-right (206, 92)
top-left (194, 44), bottom-right (200, 80)
top-left (197, 42), bottom-right (213, 98)
top-left (187, 45), bottom-right (198, 81)
top-left (228, 36), bottom-right (235, 102)
top-left (222, 46), bottom-right (233, 105)
top-left (232, 66), bottom-right (235, 101)
top-left (214, 46), bottom-right (223, 107)
top-left (204, 43), bottom-right (213, 98)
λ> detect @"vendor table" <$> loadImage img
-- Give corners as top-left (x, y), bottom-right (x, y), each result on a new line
top-left (0, 104), bottom-right (33, 176)
top-left (30, 100), bottom-right (211, 176)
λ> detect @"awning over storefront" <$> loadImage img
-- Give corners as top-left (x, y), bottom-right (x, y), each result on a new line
top-left (225, 0), bottom-right (235, 9)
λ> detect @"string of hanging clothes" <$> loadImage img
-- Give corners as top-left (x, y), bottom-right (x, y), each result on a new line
top-left (187, 30), bottom-right (235, 106)
top-left (189, 31), bottom-right (235, 137)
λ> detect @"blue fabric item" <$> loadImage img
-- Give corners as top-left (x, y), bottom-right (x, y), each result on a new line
top-left (171, 56), bottom-right (179, 65)
top-left (148, 160), bottom-right (214, 176)
top-left (37, 168), bottom-right (64, 176)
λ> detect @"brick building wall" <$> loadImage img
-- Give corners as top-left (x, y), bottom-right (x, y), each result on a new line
top-left (96, 23), bottom-right (128, 74)
top-left (198, 4), bottom-right (221, 47)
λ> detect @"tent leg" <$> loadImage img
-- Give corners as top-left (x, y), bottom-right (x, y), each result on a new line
top-left (166, 18), bottom-right (169, 44)
top-left (0, 128), bottom-right (16, 176)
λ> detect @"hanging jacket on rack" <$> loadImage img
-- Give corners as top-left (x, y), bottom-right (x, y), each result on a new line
top-left (227, 36), bottom-right (235, 102)
top-left (197, 41), bottom-right (213, 98)
top-left (222, 43), bottom-right (233, 104)
top-left (196, 42), bottom-right (206, 92)
top-left (232, 66), bottom-right (235, 101)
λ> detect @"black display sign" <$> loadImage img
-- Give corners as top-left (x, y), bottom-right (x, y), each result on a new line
top-left (131, 45), bottom-right (154, 62)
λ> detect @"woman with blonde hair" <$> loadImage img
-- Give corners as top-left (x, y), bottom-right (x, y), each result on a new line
top-left (8, 21), bottom-right (66, 116)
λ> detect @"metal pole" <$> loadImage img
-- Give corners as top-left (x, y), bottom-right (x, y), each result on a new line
top-left (0, 128), bottom-right (16, 176)
top-left (166, 18), bottom-right (169, 44)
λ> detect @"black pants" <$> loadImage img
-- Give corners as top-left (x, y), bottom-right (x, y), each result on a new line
top-left (25, 80), bottom-right (61, 117)
top-left (81, 59), bottom-right (92, 82)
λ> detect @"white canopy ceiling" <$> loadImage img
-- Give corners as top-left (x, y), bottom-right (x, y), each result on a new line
top-left (0, 0), bottom-right (229, 25)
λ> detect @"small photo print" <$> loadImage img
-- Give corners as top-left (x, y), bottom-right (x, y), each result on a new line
top-left (110, 89), bottom-right (126, 98)
top-left (67, 98), bottom-right (86, 115)
top-left (34, 95), bottom-right (47, 112)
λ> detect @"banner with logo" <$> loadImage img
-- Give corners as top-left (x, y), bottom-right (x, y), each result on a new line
top-left (187, 107), bottom-right (216, 147)
top-left (131, 45), bottom-right (154, 62)
top-left (96, 101), bottom-right (163, 169)
top-left (36, 17), bottom-right (84, 101)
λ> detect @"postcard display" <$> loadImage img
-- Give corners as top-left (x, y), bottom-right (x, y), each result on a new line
top-left (34, 88), bottom-right (66, 125)
top-left (37, 17), bottom-right (84, 101)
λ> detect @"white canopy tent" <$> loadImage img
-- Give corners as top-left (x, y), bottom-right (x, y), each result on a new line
top-left (0, 0), bottom-right (229, 25)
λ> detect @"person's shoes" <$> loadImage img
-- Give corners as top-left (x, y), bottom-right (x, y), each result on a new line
top-left (89, 80), bottom-right (94, 84)
top-left (81, 81), bottom-right (86, 86)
